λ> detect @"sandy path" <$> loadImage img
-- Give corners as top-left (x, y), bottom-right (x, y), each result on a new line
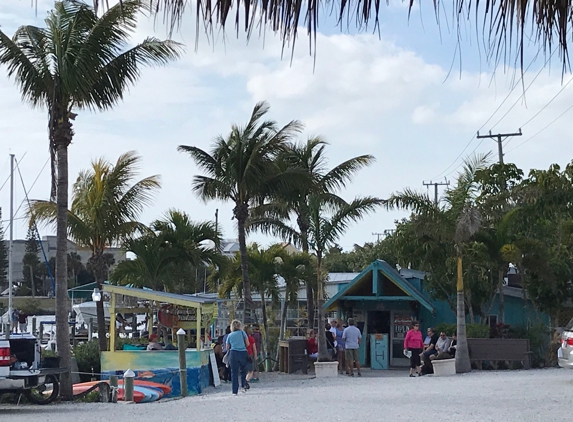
top-left (1, 368), bottom-right (571, 422)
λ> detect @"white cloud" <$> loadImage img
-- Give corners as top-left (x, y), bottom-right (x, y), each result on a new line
top-left (1, 3), bottom-right (572, 251)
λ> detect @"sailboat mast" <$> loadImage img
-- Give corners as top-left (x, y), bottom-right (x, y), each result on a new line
top-left (8, 154), bottom-right (14, 325)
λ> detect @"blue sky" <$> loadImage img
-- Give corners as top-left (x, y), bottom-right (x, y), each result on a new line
top-left (1, 1), bottom-right (571, 251)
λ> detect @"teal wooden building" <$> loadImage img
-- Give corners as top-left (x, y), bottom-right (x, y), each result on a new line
top-left (324, 260), bottom-right (548, 368)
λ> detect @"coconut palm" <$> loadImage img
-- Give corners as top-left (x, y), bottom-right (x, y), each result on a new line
top-left (96, 2), bottom-right (564, 69)
top-left (307, 194), bottom-right (382, 361)
top-left (178, 101), bottom-right (303, 322)
top-left (0, 0), bottom-right (181, 397)
top-left (29, 151), bottom-right (161, 353)
top-left (250, 137), bottom-right (375, 329)
top-left (384, 154), bottom-right (489, 373)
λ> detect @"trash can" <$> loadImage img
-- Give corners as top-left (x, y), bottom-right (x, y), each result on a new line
top-left (279, 338), bottom-right (308, 374)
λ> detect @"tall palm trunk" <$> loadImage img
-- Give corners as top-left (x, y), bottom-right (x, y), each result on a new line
top-left (455, 256), bottom-right (471, 373)
top-left (235, 204), bottom-right (254, 323)
top-left (89, 252), bottom-right (108, 352)
top-left (316, 253), bottom-right (329, 361)
top-left (298, 218), bottom-right (314, 330)
top-left (275, 298), bottom-right (289, 370)
top-left (260, 292), bottom-right (269, 370)
top-left (55, 140), bottom-right (72, 399)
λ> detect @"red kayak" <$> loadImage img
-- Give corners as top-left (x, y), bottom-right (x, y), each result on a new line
top-left (73, 382), bottom-right (146, 403)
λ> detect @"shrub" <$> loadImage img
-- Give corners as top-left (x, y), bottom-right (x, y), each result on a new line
top-left (508, 323), bottom-right (550, 368)
top-left (73, 340), bottom-right (101, 382)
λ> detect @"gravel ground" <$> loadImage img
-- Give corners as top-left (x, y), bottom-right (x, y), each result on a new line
top-left (1, 368), bottom-right (572, 422)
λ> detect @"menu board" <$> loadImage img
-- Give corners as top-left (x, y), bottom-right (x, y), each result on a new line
top-left (393, 314), bottom-right (413, 340)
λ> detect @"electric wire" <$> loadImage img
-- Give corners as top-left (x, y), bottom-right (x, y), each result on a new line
top-left (506, 103), bottom-right (573, 153)
top-left (11, 156), bottom-right (50, 224)
top-left (428, 49), bottom-right (548, 181)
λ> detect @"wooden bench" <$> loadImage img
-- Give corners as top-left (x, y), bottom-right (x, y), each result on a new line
top-left (467, 338), bottom-right (531, 369)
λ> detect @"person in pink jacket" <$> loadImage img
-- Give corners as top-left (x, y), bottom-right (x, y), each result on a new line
top-left (403, 321), bottom-right (424, 377)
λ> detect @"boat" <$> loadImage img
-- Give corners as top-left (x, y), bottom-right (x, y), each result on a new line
top-left (72, 301), bottom-right (110, 326)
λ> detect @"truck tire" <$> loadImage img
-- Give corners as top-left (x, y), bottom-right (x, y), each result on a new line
top-left (24, 374), bottom-right (60, 405)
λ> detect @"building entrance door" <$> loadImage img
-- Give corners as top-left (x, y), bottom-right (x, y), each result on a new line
top-left (390, 311), bottom-right (413, 367)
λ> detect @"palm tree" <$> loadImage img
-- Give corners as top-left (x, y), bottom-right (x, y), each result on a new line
top-left (111, 210), bottom-right (222, 292)
top-left (385, 154), bottom-right (489, 373)
top-left (30, 151), bottom-right (161, 353)
top-left (307, 194), bottom-right (382, 361)
top-left (250, 137), bottom-right (375, 329)
top-left (1, 0), bottom-right (181, 397)
top-left (95, 2), bottom-right (564, 69)
top-left (178, 101), bottom-right (303, 322)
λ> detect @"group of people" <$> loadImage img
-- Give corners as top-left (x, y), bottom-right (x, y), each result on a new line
top-left (403, 322), bottom-right (457, 376)
top-left (307, 317), bottom-right (363, 377)
top-left (214, 321), bottom-right (262, 396)
top-left (10, 309), bottom-right (29, 333)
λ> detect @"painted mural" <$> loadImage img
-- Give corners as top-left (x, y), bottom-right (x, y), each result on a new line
top-left (101, 350), bottom-right (212, 397)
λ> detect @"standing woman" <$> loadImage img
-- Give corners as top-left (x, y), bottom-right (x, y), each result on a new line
top-left (244, 326), bottom-right (257, 388)
top-left (226, 320), bottom-right (250, 395)
top-left (334, 319), bottom-right (346, 375)
top-left (403, 321), bottom-right (424, 377)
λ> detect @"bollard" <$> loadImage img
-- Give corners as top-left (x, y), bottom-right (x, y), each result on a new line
top-left (124, 369), bottom-right (135, 402)
top-left (177, 328), bottom-right (188, 397)
top-left (109, 375), bottom-right (118, 403)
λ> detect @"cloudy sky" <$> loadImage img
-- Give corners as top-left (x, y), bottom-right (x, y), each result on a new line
top-left (0, 1), bottom-right (571, 251)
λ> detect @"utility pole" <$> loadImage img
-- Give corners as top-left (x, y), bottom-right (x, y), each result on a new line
top-left (423, 180), bottom-right (450, 205)
top-left (372, 232), bottom-right (383, 242)
top-left (476, 129), bottom-right (522, 164)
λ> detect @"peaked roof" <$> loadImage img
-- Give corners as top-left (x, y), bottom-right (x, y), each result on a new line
top-left (324, 259), bottom-right (434, 312)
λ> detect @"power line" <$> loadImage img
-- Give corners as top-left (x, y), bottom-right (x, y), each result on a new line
top-left (506, 103), bottom-right (573, 153)
top-left (428, 49), bottom-right (551, 180)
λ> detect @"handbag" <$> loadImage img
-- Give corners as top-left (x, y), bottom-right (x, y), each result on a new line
top-left (222, 351), bottom-right (230, 367)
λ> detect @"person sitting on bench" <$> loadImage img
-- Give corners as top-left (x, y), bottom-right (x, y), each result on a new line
top-left (431, 331), bottom-right (452, 361)
top-left (421, 327), bottom-right (439, 374)
top-left (307, 329), bottom-right (318, 359)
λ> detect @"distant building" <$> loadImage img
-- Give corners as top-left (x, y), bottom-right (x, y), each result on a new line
top-left (3, 235), bottom-right (125, 288)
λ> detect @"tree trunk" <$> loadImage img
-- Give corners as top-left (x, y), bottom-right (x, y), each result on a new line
top-left (316, 254), bottom-right (330, 362)
top-left (498, 269), bottom-right (505, 323)
top-left (89, 253), bottom-right (110, 352)
top-left (261, 293), bottom-right (269, 371)
top-left (55, 141), bottom-right (72, 399)
top-left (298, 219), bottom-right (314, 331)
top-left (30, 266), bottom-right (35, 297)
top-left (465, 285), bottom-right (475, 324)
top-left (274, 298), bottom-right (289, 371)
top-left (235, 204), bottom-right (255, 323)
top-left (455, 256), bottom-right (471, 373)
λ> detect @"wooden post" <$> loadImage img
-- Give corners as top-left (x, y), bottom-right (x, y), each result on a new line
top-left (196, 306), bottom-right (202, 350)
top-left (147, 310), bottom-right (153, 337)
top-left (124, 369), bottom-right (135, 402)
top-left (177, 328), bottom-right (188, 397)
top-left (88, 318), bottom-right (93, 342)
top-left (109, 375), bottom-right (118, 403)
top-left (109, 293), bottom-right (116, 352)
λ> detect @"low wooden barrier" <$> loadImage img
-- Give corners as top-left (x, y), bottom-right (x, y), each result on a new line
top-left (467, 338), bottom-right (531, 369)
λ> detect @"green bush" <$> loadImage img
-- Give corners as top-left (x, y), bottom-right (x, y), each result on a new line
top-left (434, 322), bottom-right (490, 338)
top-left (508, 323), bottom-right (550, 368)
top-left (73, 340), bottom-right (101, 382)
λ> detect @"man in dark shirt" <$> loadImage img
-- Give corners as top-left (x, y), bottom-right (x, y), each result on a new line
top-left (421, 327), bottom-right (440, 374)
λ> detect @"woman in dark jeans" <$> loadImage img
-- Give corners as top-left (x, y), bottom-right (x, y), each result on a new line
top-left (225, 319), bottom-right (250, 395)
top-left (403, 321), bottom-right (424, 377)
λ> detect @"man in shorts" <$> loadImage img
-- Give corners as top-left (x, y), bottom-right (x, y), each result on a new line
top-left (342, 318), bottom-right (362, 377)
